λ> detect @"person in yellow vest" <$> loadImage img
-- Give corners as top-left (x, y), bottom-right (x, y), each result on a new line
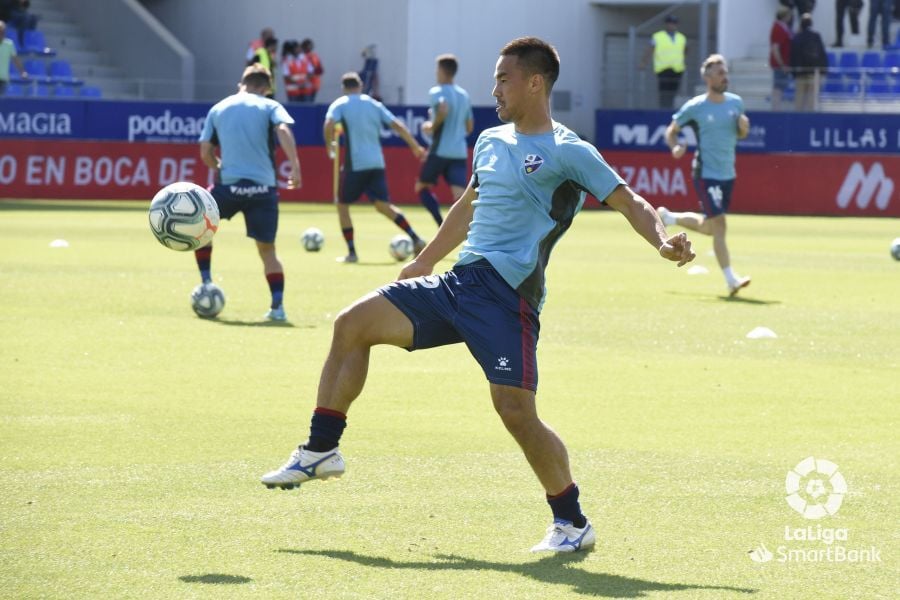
top-left (250, 37), bottom-right (279, 99)
top-left (640, 14), bottom-right (688, 109)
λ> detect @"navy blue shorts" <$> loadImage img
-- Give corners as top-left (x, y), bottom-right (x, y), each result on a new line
top-left (419, 155), bottom-right (468, 188)
top-left (210, 180), bottom-right (279, 243)
top-left (341, 169), bottom-right (389, 204)
top-left (378, 259), bottom-right (540, 391)
top-left (693, 178), bottom-right (734, 218)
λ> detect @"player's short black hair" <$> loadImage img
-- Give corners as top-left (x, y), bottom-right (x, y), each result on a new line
top-left (500, 37), bottom-right (560, 91)
top-left (241, 64), bottom-right (273, 90)
top-left (342, 72), bottom-right (363, 90)
top-left (436, 54), bottom-right (458, 77)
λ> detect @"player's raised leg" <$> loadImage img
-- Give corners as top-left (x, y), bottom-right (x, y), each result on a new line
top-left (261, 292), bottom-right (414, 489)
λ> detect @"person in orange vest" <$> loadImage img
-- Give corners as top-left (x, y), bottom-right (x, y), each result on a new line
top-left (282, 40), bottom-right (307, 103)
top-left (640, 14), bottom-right (688, 109)
top-left (299, 38), bottom-right (323, 103)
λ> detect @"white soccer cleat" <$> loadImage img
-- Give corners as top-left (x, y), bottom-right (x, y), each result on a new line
top-left (728, 276), bottom-right (751, 297)
top-left (261, 445), bottom-right (346, 490)
top-left (657, 206), bottom-right (676, 226)
top-left (531, 519), bottom-right (596, 553)
top-left (264, 306), bottom-right (287, 321)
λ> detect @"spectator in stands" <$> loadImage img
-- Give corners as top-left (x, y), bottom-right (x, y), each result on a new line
top-left (835, 0), bottom-right (864, 47)
top-left (867, 0), bottom-right (895, 48)
top-left (771, 6), bottom-right (794, 110)
top-left (0, 19), bottom-right (28, 95)
top-left (7, 0), bottom-right (36, 47)
top-left (639, 14), bottom-right (688, 109)
top-left (299, 38), bottom-right (323, 103)
top-left (246, 27), bottom-right (274, 64)
top-left (282, 40), bottom-right (306, 103)
top-left (780, 0), bottom-right (817, 24)
top-left (791, 13), bottom-right (828, 111)
top-left (360, 44), bottom-right (381, 101)
top-left (250, 36), bottom-right (279, 99)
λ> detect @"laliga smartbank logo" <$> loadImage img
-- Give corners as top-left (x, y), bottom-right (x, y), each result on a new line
top-left (748, 457), bottom-right (881, 565)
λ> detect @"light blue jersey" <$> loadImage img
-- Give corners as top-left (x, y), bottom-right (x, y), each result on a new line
top-left (326, 93), bottom-right (396, 171)
top-left (199, 91), bottom-right (294, 187)
top-left (428, 83), bottom-right (473, 159)
top-left (457, 122), bottom-right (625, 311)
top-left (673, 92), bottom-right (744, 180)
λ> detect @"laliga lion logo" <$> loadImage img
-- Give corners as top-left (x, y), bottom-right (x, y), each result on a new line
top-left (523, 154), bottom-right (544, 174)
top-left (785, 457), bottom-right (847, 519)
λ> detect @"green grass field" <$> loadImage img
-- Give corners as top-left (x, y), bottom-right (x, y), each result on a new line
top-left (1, 200), bottom-right (897, 599)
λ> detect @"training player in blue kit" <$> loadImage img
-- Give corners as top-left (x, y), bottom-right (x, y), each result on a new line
top-left (416, 54), bottom-right (474, 225)
top-left (658, 54), bottom-right (751, 296)
top-left (196, 64), bottom-right (301, 321)
top-left (324, 72), bottom-right (428, 263)
top-left (262, 38), bottom-right (695, 552)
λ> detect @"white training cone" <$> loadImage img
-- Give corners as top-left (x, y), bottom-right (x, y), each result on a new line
top-left (49, 239), bottom-right (70, 248)
top-left (687, 265), bottom-right (709, 275)
top-left (746, 326), bottom-right (777, 339)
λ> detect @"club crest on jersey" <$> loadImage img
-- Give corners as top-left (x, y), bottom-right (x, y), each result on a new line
top-left (524, 154), bottom-right (544, 174)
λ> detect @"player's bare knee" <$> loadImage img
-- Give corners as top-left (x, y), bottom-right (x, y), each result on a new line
top-left (492, 391), bottom-right (537, 433)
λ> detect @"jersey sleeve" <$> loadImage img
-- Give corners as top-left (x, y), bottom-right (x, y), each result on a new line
top-left (673, 100), bottom-right (694, 127)
top-left (469, 130), bottom-right (489, 189)
top-left (325, 99), bottom-right (341, 123)
top-left (564, 140), bottom-right (626, 204)
top-left (270, 102), bottom-right (295, 126)
top-left (375, 100), bottom-right (396, 126)
top-left (429, 87), bottom-right (442, 112)
top-left (198, 108), bottom-right (215, 142)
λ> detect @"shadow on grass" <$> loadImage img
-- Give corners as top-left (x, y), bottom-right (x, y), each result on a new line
top-left (178, 573), bottom-right (252, 585)
top-left (278, 549), bottom-right (757, 598)
top-left (665, 291), bottom-right (781, 306)
top-left (0, 200), bottom-right (147, 212)
top-left (206, 318), bottom-right (311, 329)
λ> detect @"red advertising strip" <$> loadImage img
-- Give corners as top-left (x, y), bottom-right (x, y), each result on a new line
top-left (602, 150), bottom-right (899, 217)
top-left (1, 141), bottom-right (896, 216)
top-left (0, 140), bottom-right (453, 204)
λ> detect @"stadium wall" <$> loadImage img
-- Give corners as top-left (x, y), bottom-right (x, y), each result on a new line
top-left (1, 99), bottom-right (897, 217)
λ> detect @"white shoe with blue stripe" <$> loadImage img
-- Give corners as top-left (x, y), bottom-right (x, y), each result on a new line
top-left (264, 305), bottom-right (287, 321)
top-left (261, 445), bottom-right (345, 490)
top-left (531, 518), bottom-right (596, 552)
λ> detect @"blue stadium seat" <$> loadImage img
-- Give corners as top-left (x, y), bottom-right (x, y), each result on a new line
top-left (6, 25), bottom-right (19, 48)
top-left (5, 82), bottom-right (26, 97)
top-left (23, 29), bottom-right (55, 56)
top-left (884, 51), bottom-right (900, 80)
top-left (826, 51), bottom-right (837, 70)
top-left (33, 83), bottom-right (53, 97)
top-left (22, 58), bottom-right (51, 82)
top-left (865, 80), bottom-right (891, 96)
top-left (823, 77), bottom-right (845, 95)
top-left (838, 51), bottom-right (861, 79)
top-left (79, 85), bottom-right (103, 98)
top-left (861, 51), bottom-right (885, 81)
top-left (48, 59), bottom-right (82, 85)
top-left (54, 84), bottom-right (77, 97)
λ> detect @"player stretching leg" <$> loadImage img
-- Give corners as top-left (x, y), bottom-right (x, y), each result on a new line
top-left (658, 54), bottom-right (751, 297)
top-left (262, 37), bottom-right (695, 552)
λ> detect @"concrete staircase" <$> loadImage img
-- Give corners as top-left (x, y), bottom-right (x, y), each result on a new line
top-left (29, 0), bottom-right (139, 98)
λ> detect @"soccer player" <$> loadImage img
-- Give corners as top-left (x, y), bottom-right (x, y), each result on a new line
top-left (262, 37), bottom-right (695, 552)
top-left (196, 64), bottom-right (301, 321)
top-left (323, 72), bottom-right (428, 263)
top-left (658, 54), bottom-right (751, 297)
top-left (415, 54), bottom-right (474, 225)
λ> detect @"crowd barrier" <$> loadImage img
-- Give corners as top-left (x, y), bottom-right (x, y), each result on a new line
top-left (0, 99), bottom-right (897, 216)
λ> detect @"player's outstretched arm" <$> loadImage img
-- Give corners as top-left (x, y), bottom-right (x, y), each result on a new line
top-left (390, 120), bottom-right (426, 160)
top-left (605, 184), bottom-right (695, 267)
top-left (398, 183), bottom-right (476, 279)
top-left (276, 123), bottom-right (301, 189)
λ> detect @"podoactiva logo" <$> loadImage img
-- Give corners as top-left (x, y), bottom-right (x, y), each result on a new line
top-left (785, 457), bottom-right (847, 519)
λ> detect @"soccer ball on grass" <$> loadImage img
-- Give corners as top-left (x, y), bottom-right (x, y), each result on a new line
top-left (891, 238), bottom-right (900, 261)
top-left (389, 234), bottom-right (414, 261)
top-left (148, 182), bottom-right (219, 251)
top-left (191, 283), bottom-right (225, 318)
top-left (301, 227), bottom-right (325, 252)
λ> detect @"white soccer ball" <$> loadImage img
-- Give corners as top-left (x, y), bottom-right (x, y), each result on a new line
top-left (891, 237), bottom-right (900, 261)
top-left (301, 227), bottom-right (325, 252)
top-left (148, 182), bottom-right (219, 251)
top-left (389, 234), bottom-right (414, 261)
top-left (190, 282), bottom-right (225, 318)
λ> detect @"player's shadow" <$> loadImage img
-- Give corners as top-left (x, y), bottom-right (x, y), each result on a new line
top-left (277, 549), bottom-right (757, 598)
top-left (178, 573), bottom-right (252, 585)
top-left (665, 291), bottom-right (780, 306)
top-left (208, 318), bottom-right (307, 328)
